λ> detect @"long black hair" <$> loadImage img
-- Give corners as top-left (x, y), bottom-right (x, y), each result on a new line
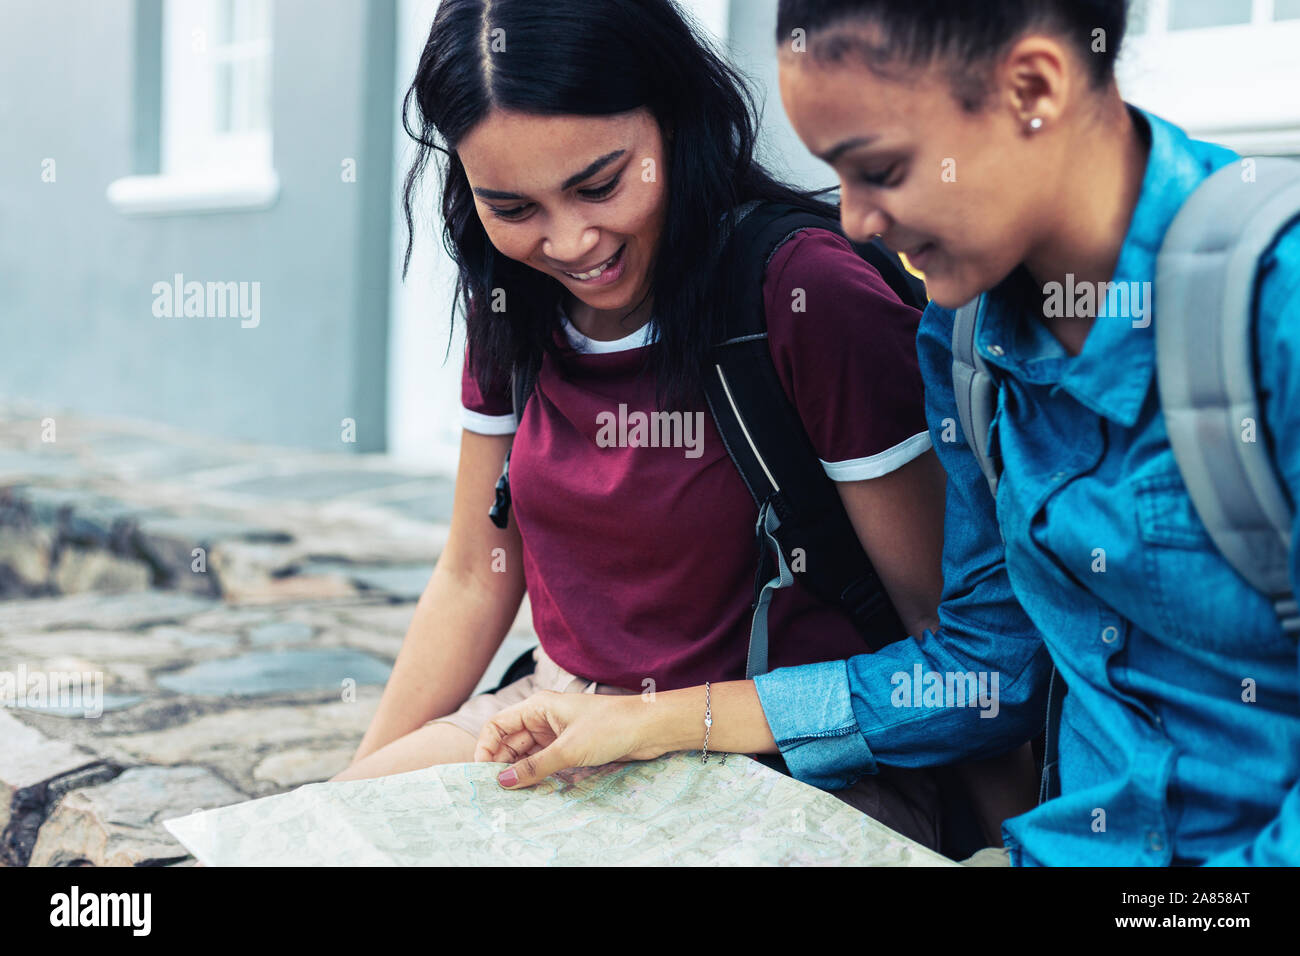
top-left (401, 0), bottom-right (838, 409)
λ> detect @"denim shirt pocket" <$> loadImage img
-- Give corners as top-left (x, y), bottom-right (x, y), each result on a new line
top-left (1134, 471), bottom-right (1278, 655)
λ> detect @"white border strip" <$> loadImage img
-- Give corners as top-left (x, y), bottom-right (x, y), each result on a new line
top-left (461, 408), bottom-right (518, 436)
top-left (820, 431), bottom-right (932, 482)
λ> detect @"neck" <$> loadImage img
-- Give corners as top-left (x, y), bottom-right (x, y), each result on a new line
top-left (566, 293), bottom-right (654, 343)
top-left (1024, 96), bottom-right (1150, 355)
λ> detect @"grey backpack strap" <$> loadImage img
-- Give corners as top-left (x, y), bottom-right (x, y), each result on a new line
top-left (1155, 157), bottom-right (1300, 635)
top-left (951, 296), bottom-right (1001, 498)
top-left (745, 499), bottom-right (794, 679)
top-left (951, 294), bottom-right (1067, 793)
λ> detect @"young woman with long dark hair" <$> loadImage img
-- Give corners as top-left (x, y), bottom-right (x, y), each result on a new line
top-left (332, 0), bottom-right (1034, 854)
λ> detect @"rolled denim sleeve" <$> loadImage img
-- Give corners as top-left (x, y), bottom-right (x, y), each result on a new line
top-left (753, 660), bottom-right (878, 790)
top-left (754, 302), bottom-right (1051, 788)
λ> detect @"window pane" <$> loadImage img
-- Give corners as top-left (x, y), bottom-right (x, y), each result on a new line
top-left (233, 0), bottom-right (269, 44)
top-left (1169, 0), bottom-right (1253, 30)
top-left (215, 0), bottom-right (234, 45)
top-left (214, 0), bottom-right (270, 46)
top-left (246, 54), bottom-right (270, 132)
top-left (214, 60), bottom-right (234, 132)
top-left (214, 55), bottom-right (271, 133)
top-left (210, 0), bottom-right (271, 135)
top-left (1276, 0), bottom-right (1300, 20)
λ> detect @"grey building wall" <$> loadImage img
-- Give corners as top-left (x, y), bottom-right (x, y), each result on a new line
top-left (725, 0), bottom-right (837, 195)
top-left (0, 0), bottom-right (396, 452)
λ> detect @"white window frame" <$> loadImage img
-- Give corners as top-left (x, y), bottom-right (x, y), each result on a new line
top-left (1120, 0), bottom-right (1300, 154)
top-left (109, 0), bottom-right (279, 215)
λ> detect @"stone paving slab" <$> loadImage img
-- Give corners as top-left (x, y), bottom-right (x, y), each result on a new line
top-left (0, 591), bottom-right (222, 633)
top-left (295, 561), bottom-right (435, 601)
top-left (1, 589), bottom-right (540, 858)
top-left (29, 766), bottom-right (246, 867)
top-left (99, 696), bottom-right (380, 765)
top-left (0, 525), bottom-right (53, 592)
top-left (52, 547), bottom-right (153, 595)
top-left (252, 746), bottom-right (360, 790)
top-left (154, 647), bottom-right (395, 697)
top-left (0, 710), bottom-right (104, 827)
top-left (0, 710), bottom-right (118, 866)
top-left (11, 486), bottom-right (172, 548)
top-left (0, 403), bottom-right (540, 865)
top-left (218, 469), bottom-right (437, 501)
top-left (0, 404), bottom-right (455, 604)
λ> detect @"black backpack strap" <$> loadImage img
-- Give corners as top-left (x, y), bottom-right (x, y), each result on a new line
top-left (489, 645), bottom-right (540, 691)
top-left (704, 203), bottom-right (911, 674)
top-left (487, 359), bottom-right (538, 530)
top-left (511, 359), bottom-right (539, 426)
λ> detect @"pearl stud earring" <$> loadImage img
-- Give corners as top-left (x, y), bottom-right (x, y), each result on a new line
top-left (1027, 117), bottom-right (1044, 133)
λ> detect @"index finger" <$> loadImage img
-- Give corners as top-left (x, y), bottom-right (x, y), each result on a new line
top-left (474, 699), bottom-right (547, 762)
top-left (474, 712), bottom-right (521, 763)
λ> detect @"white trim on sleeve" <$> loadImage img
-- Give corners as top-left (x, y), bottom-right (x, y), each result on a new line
top-left (461, 407), bottom-right (518, 436)
top-left (820, 430), bottom-right (932, 482)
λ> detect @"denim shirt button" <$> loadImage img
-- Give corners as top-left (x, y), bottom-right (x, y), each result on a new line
top-left (1147, 831), bottom-right (1165, 853)
top-left (987, 344), bottom-right (1006, 357)
top-left (1052, 471), bottom-right (1067, 482)
top-left (1101, 625), bottom-right (1120, 645)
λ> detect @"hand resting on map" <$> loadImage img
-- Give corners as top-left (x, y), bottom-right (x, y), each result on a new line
top-left (473, 690), bottom-right (667, 788)
top-left (474, 681), bottom-right (780, 788)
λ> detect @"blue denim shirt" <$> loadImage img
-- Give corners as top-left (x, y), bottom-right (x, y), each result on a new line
top-left (754, 108), bottom-right (1300, 866)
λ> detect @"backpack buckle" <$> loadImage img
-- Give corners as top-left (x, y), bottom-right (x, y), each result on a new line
top-left (488, 453), bottom-right (512, 529)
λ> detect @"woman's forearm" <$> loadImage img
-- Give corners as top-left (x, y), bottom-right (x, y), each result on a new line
top-left (648, 680), bottom-right (779, 756)
top-left (350, 561), bottom-right (524, 763)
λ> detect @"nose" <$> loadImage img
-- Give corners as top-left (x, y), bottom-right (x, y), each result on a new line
top-left (840, 195), bottom-right (891, 246)
top-left (541, 210), bottom-right (600, 267)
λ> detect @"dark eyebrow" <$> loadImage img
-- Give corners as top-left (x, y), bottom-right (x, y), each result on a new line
top-left (818, 135), bottom-right (878, 165)
top-left (472, 186), bottom-right (528, 201)
top-left (560, 149), bottom-right (626, 190)
top-left (471, 149), bottom-right (628, 202)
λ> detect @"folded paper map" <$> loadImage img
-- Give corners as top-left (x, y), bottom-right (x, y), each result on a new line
top-left (163, 752), bottom-right (958, 866)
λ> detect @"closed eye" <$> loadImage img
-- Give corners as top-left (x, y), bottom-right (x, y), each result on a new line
top-left (856, 162), bottom-right (901, 188)
top-left (578, 174), bottom-right (621, 200)
top-left (489, 202), bottom-right (532, 221)
top-left (486, 170), bottom-right (623, 222)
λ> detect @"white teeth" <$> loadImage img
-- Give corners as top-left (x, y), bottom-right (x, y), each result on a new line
top-left (566, 249), bottom-right (620, 281)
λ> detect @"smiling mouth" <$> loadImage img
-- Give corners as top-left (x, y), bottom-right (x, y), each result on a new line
top-left (563, 245), bottom-right (625, 281)
top-left (904, 242), bottom-right (937, 266)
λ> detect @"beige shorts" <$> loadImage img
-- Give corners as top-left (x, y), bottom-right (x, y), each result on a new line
top-left (426, 644), bottom-right (639, 740)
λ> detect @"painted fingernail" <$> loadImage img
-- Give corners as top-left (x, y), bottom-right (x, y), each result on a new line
top-left (498, 768), bottom-right (517, 787)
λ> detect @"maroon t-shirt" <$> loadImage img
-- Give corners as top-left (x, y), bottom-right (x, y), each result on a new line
top-left (461, 228), bottom-right (929, 692)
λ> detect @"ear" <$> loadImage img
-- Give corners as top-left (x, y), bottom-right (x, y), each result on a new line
top-left (996, 33), bottom-right (1071, 134)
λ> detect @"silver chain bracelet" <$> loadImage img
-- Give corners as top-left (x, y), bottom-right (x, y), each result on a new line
top-left (701, 681), bottom-right (713, 763)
